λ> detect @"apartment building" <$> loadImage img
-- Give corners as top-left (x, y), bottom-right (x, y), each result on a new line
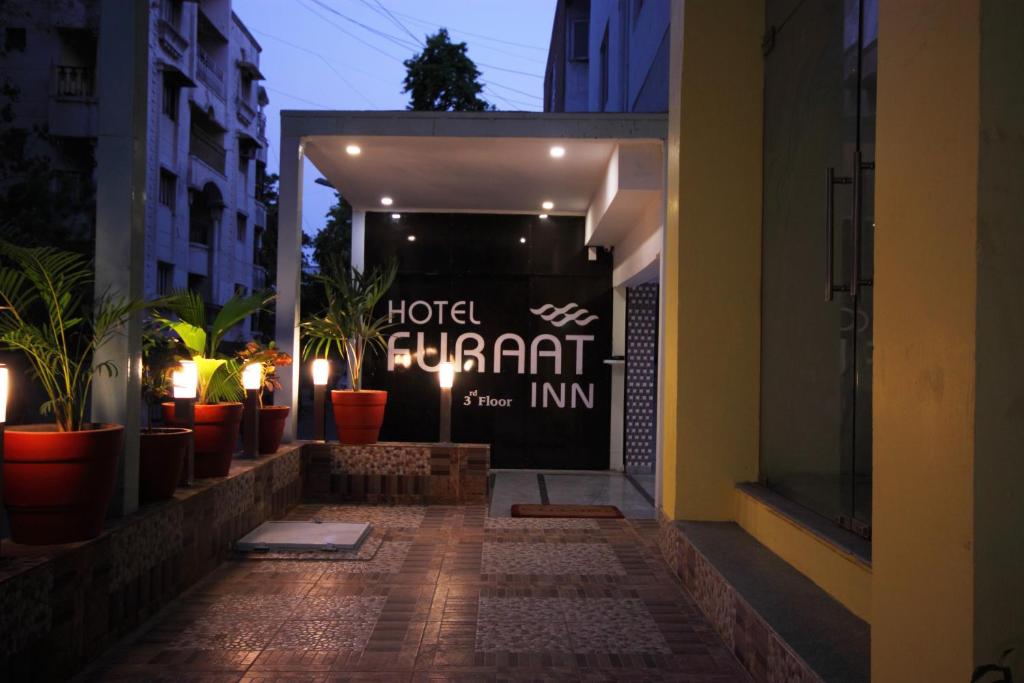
top-left (0, 0), bottom-right (270, 339)
top-left (543, 0), bottom-right (670, 114)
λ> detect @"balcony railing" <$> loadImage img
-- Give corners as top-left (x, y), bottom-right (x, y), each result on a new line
top-left (197, 49), bottom-right (225, 99)
top-left (254, 201), bottom-right (267, 228)
top-left (257, 112), bottom-right (267, 141)
top-left (54, 66), bottom-right (95, 98)
top-left (235, 95), bottom-right (256, 126)
top-left (189, 128), bottom-right (226, 174)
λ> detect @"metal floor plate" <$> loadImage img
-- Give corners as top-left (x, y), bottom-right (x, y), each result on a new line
top-left (236, 521), bottom-right (372, 552)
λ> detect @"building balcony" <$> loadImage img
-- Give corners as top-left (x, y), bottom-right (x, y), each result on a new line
top-left (48, 66), bottom-right (98, 138)
top-left (257, 111), bottom-right (268, 143)
top-left (196, 49), bottom-right (225, 100)
top-left (189, 129), bottom-right (226, 175)
top-left (254, 200), bottom-right (267, 228)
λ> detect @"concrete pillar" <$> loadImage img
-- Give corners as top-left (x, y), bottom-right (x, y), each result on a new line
top-left (351, 210), bottom-right (366, 272)
top-left (609, 286), bottom-right (626, 471)
top-left (275, 136), bottom-right (304, 442)
top-left (92, 0), bottom-right (149, 516)
top-left (873, 1), bottom-right (1024, 679)
top-left (661, 0), bottom-right (764, 520)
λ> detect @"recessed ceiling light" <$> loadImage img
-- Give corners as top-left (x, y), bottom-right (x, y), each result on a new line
top-left (380, 196), bottom-right (393, 206)
top-left (549, 145), bottom-right (565, 158)
top-left (407, 234), bottom-right (416, 242)
top-left (520, 237), bottom-right (527, 244)
top-left (345, 144), bottom-right (361, 156)
top-left (539, 214), bottom-right (549, 219)
top-left (391, 213), bottom-right (401, 220)
top-left (541, 200), bottom-right (554, 210)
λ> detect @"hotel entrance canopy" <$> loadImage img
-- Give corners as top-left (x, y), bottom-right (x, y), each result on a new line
top-left (275, 111), bottom-right (668, 442)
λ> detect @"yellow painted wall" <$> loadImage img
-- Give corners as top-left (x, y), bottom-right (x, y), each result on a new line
top-left (660, 0), bottom-right (764, 521)
top-left (872, 1), bottom-right (979, 680)
top-left (735, 489), bottom-right (872, 622)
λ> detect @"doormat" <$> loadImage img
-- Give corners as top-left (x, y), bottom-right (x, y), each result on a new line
top-left (236, 521), bottom-right (371, 552)
top-left (510, 504), bottom-right (624, 519)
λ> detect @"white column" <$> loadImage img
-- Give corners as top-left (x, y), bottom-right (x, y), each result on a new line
top-left (608, 286), bottom-right (626, 471)
top-left (276, 136), bottom-right (304, 442)
top-left (351, 210), bottom-right (366, 272)
top-left (92, 0), bottom-right (149, 516)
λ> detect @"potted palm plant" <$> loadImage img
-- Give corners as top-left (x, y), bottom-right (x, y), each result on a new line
top-left (0, 243), bottom-right (143, 544)
top-left (138, 328), bottom-right (191, 501)
top-left (302, 259), bottom-right (396, 444)
top-left (153, 289), bottom-right (271, 477)
top-left (237, 340), bottom-right (292, 454)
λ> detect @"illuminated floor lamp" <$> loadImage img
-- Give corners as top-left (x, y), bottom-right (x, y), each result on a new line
top-left (242, 362), bottom-right (261, 458)
top-left (173, 360), bottom-right (198, 486)
top-left (438, 361), bottom-right (454, 444)
top-left (312, 359), bottom-right (330, 442)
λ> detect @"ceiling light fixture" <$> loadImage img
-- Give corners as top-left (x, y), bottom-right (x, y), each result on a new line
top-left (407, 235), bottom-right (416, 242)
top-left (391, 213), bottom-right (401, 220)
top-left (549, 145), bottom-right (566, 158)
top-left (380, 196), bottom-right (393, 206)
top-left (345, 144), bottom-right (361, 156)
top-left (520, 237), bottom-right (527, 244)
top-left (541, 200), bottom-right (554, 210)
top-left (539, 214), bottom-right (549, 219)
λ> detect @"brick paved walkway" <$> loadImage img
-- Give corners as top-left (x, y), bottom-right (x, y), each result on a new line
top-left (86, 505), bottom-right (750, 682)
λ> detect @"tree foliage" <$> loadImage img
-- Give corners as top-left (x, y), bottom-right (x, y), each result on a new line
top-left (402, 28), bottom-right (492, 112)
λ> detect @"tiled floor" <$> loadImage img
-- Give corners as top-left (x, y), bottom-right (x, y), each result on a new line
top-left (83, 505), bottom-right (750, 682)
top-left (488, 471), bottom-right (656, 519)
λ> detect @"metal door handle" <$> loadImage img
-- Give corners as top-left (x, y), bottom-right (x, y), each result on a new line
top-left (849, 154), bottom-right (875, 296)
top-left (826, 167), bottom-right (851, 302)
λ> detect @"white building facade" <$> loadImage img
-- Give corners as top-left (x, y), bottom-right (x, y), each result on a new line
top-left (1, 0), bottom-right (269, 339)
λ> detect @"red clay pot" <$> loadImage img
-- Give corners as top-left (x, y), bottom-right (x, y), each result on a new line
top-left (162, 402), bottom-right (242, 478)
top-left (2, 423), bottom-right (123, 545)
top-left (331, 390), bottom-right (387, 444)
top-left (258, 405), bottom-right (290, 454)
top-left (139, 427), bottom-right (191, 502)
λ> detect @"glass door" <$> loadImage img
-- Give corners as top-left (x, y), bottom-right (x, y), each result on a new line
top-left (760, 0), bottom-right (876, 535)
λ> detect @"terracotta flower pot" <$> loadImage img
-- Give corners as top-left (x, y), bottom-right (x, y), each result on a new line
top-left (330, 390), bottom-right (387, 444)
top-left (2, 423), bottom-right (123, 545)
top-left (139, 427), bottom-right (191, 502)
top-left (258, 405), bottom-right (290, 454)
top-left (162, 402), bottom-right (242, 478)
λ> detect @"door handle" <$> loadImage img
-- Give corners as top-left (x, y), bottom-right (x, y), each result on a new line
top-left (826, 167), bottom-right (851, 302)
top-left (849, 154), bottom-right (875, 296)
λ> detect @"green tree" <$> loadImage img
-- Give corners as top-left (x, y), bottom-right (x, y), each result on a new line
top-left (402, 28), bottom-right (492, 112)
top-left (312, 192), bottom-right (352, 271)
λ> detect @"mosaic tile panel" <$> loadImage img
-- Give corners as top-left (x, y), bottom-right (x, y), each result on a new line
top-left (320, 541), bottom-right (412, 575)
top-left (271, 447), bottom-right (302, 491)
top-left (484, 517), bottom-right (600, 530)
top-left (563, 598), bottom-right (671, 654)
top-left (329, 443), bottom-right (431, 476)
top-left (625, 282), bottom-right (659, 475)
top-left (111, 504), bottom-right (184, 589)
top-left (481, 542), bottom-right (625, 576)
top-left (213, 469), bottom-right (256, 525)
top-left (0, 564), bottom-right (53, 658)
top-left (475, 597), bottom-right (572, 653)
top-left (288, 504), bottom-right (426, 529)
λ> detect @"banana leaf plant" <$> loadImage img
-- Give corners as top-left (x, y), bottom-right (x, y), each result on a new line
top-left (151, 289), bottom-right (273, 404)
top-left (301, 258), bottom-right (397, 391)
top-left (0, 242), bottom-right (145, 432)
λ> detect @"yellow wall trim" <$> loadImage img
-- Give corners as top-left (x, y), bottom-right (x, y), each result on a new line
top-left (734, 487), bottom-right (872, 623)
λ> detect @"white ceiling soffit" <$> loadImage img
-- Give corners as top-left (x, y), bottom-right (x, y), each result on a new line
top-left (304, 136), bottom-right (632, 215)
top-left (586, 143), bottom-right (664, 247)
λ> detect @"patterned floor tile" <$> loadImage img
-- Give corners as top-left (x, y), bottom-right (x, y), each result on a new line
top-left (320, 541), bottom-right (411, 574)
top-left (481, 543), bottom-right (625, 576)
top-left (484, 518), bottom-right (600, 530)
top-left (563, 598), bottom-right (672, 654)
top-left (475, 597), bottom-right (571, 653)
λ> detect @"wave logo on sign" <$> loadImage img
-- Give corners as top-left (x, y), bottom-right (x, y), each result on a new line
top-left (529, 302), bottom-right (599, 328)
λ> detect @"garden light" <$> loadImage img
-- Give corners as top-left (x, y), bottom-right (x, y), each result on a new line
top-left (438, 361), bottom-right (454, 443)
top-left (0, 365), bottom-right (8, 423)
top-left (173, 360), bottom-right (198, 399)
top-left (312, 358), bottom-right (330, 386)
top-left (242, 363), bottom-right (263, 391)
top-left (312, 359), bottom-right (330, 441)
top-left (242, 363), bottom-right (261, 458)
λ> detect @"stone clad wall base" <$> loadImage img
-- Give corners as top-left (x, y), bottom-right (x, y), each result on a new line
top-left (303, 442), bottom-right (490, 505)
top-left (658, 512), bottom-right (825, 683)
top-left (0, 445), bottom-right (304, 682)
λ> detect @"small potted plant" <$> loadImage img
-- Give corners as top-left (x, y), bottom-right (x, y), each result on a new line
top-left (138, 328), bottom-right (191, 502)
top-left (301, 258), bottom-right (396, 444)
top-left (0, 243), bottom-right (143, 544)
top-left (152, 289), bottom-right (271, 477)
top-left (237, 340), bottom-right (292, 454)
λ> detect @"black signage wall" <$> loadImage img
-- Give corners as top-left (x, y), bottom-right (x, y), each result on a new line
top-left (363, 212), bottom-right (613, 470)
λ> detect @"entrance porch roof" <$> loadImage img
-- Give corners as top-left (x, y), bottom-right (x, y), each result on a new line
top-left (282, 111), bottom-right (667, 215)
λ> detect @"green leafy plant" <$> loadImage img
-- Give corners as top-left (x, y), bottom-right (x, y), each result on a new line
top-left (151, 289), bottom-right (272, 404)
top-left (0, 242), bottom-right (144, 431)
top-left (237, 340), bottom-right (292, 407)
top-left (301, 258), bottom-right (397, 391)
top-left (141, 326), bottom-right (186, 422)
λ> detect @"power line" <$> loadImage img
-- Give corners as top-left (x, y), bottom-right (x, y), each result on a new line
top-left (370, 0), bottom-right (423, 46)
top-left (309, 0), bottom-right (420, 52)
top-left (390, 8), bottom-right (549, 52)
top-left (265, 86), bottom-right (336, 110)
top-left (483, 80), bottom-right (542, 101)
top-left (296, 0), bottom-right (407, 64)
top-left (250, 28), bottom-right (377, 107)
